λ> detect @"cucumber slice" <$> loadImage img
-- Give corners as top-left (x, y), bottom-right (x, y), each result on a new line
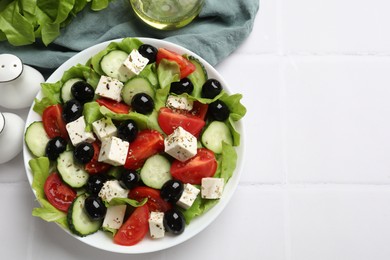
top-left (140, 154), bottom-right (171, 189)
top-left (67, 194), bottom-right (102, 237)
top-left (100, 50), bottom-right (131, 82)
top-left (25, 121), bottom-right (50, 157)
top-left (61, 78), bottom-right (83, 103)
top-left (201, 121), bottom-right (233, 154)
top-left (187, 56), bottom-right (208, 98)
top-left (57, 151), bottom-right (89, 188)
top-left (121, 76), bottom-right (155, 105)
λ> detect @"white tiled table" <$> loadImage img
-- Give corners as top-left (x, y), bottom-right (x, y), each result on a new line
top-left (2, 1), bottom-right (390, 259)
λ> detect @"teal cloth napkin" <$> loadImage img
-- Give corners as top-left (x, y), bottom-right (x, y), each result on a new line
top-left (0, 0), bottom-right (259, 77)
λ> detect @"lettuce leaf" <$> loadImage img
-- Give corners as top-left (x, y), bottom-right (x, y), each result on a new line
top-left (215, 142), bottom-right (237, 183)
top-left (0, 2), bottom-right (35, 46)
top-left (99, 106), bottom-right (162, 132)
top-left (180, 194), bottom-right (219, 225)
top-left (181, 142), bottom-right (237, 224)
top-left (220, 93), bottom-right (246, 146)
top-left (157, 59), bottom-right (180, 89)
top-left (139, 63), bottom-right (159, 89)
top-left (29, 157), bottom-right (68, 229)
top-left (33, 81), bottom-right (62, 115)
top-left (106, 197), bottom-right (148, 208)
top-left (83, 101), bottom-right (103, 131)
top-left (0, 0), bottom-right (113, 46)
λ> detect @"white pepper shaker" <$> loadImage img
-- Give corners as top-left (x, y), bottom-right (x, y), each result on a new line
top-left (0, 112), bottom-right (25, 164)
top-left (0, 54), bottom-right (44, 109)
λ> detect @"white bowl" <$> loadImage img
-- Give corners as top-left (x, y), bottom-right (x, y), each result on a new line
top-left (23, 38), bottom-right (245, 254)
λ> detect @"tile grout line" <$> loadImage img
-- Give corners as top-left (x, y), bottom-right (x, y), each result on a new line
top-left (275, 0), bottom-right (293, 259)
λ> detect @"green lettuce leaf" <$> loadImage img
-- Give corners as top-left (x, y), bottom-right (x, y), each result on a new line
top-left (83, 101), bottom-right (103, 131)
top-left (29, 157), bottom-right (68, 229)
top-left (180, 193), bottom-right (219, 225)
top-left (0, 2), bottom-right (35, 46)
top-left (100, 106), bottom-right (161, 131)
top-left (214, 142), bottom-right (237, 183)
top-left (91, 0), bottom-right (109, 11)
top-left (0, 0), bottom-right (113, 46)
top-left (139, 63), bottom-right (159, 88)
top-left (220, 93), bottom-right (246, 122)
top-left (106, 197), bottom-right (148, 208)
top-left (33, 81), bottom-right (62, 115)
top-left (157, 59), bottom-right (180, 89)
top-left (220, 93), bottom-right (246, 146)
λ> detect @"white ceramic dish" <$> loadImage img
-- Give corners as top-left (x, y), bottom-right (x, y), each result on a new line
top-left (23, 38), bottom-right (244, 254)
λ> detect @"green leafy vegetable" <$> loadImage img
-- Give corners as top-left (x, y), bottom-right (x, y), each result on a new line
top-left (29, 157), bottom-right (68, 229)
top-left (157, 59), bottom-right (180, 89)
top-left (106, 197), bottom-right (148, 208)
top-left (0, 0), bottom-right (113, 46)
top-left (83, 101), bottom-right (103, 131)
top-left (99, 106), bottom-right (162, 131)
top-left (180, 193), bottom-right (219, 225)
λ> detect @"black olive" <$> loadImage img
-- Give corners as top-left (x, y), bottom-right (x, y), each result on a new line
top-left (71, 81), bottom-right (95, 103)
top-left (74, 142), bottom-right (94, 164)
top-left (160, 180), bottom-right (184, 203)
top-left (84, 196), bottom-right (107, 221)
top-left (117, 120), bottom-right (138, 143)
top-left (163, 208), bottom-right (185, 235)
top-left (201, 79), bottom-right (223, 99)
top-left (62, 99), bottom-right (83, 123)
top-left (86, 174), bottom-right (108, 195)
top-left (208, 100), bottom-right (230, 121)
top-left (120, 170), bottom-right (140, 189)
top-left (45, 136), bottom-right (67, 160)
top-left (138, 44), bottom-right (158, 64)
top-left (131, 93), bottom-right (154, 115)
top-left (170, 78), bottom-right (194, 95)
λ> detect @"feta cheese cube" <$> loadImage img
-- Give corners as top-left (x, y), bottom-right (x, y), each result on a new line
top-left (66, 116), bottom-right (96, 146)
top-left (95, 75), bottom-right (124, 102)
top-left (164, 126), bottom-right (197, 162)
top-left (102, 205), bottom-right (127, 230)
top-left (98, 136), bottom-right (129, 166)
top-left (201, 178), bottom-right (224, 199)
top-left (149, 212), bottom-right (165, 239)
top-left (176, 183), bottom-right (200, 209)
top-left (98, 180), bottom-right (128, 203)
top-left (166, 95), bottom-right (194, 111)
top-left (119, 49), bottom-right (149, 78)
top-left (92, 117), bottom-right (117, 141)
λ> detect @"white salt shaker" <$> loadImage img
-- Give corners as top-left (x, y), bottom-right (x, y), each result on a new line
top-left (0, 112), bottom-right (25, 164)
top-left (0, 54), bottom-right (44, 109)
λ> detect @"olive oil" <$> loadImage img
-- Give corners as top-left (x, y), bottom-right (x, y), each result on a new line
top-left (130, 0), bottom-right (204, 30)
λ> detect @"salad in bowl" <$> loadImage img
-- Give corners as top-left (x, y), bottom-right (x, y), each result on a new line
top-left (23, 37), bottom-right (246, 253)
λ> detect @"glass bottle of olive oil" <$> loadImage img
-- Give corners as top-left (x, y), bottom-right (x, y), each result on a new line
top-left (130, 0), bottom-right (204, 30)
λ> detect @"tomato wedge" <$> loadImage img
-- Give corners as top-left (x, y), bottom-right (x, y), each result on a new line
top-left (44, 173), bottom-right (77, 212)
top-left (42, 104), bottom-right (68, 139)
top-left (156, 48), bottom-right (196, 79)
top-left (129, 186), bottom-right (172, 212)
top-left (113, 204), bottom-right (150, 246)
top-left (124, 130), bottom-right (164, 170)
top-left (85, 141), bottom-right (111, 174)
top-left (171, 148), bottom-right (218, 185)
top-left (96, 98), bottom-right (130, 114)
top-left (158, 107), bottom-right (205, 137)
top-left (190, 101), bottom-right (208, 120)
